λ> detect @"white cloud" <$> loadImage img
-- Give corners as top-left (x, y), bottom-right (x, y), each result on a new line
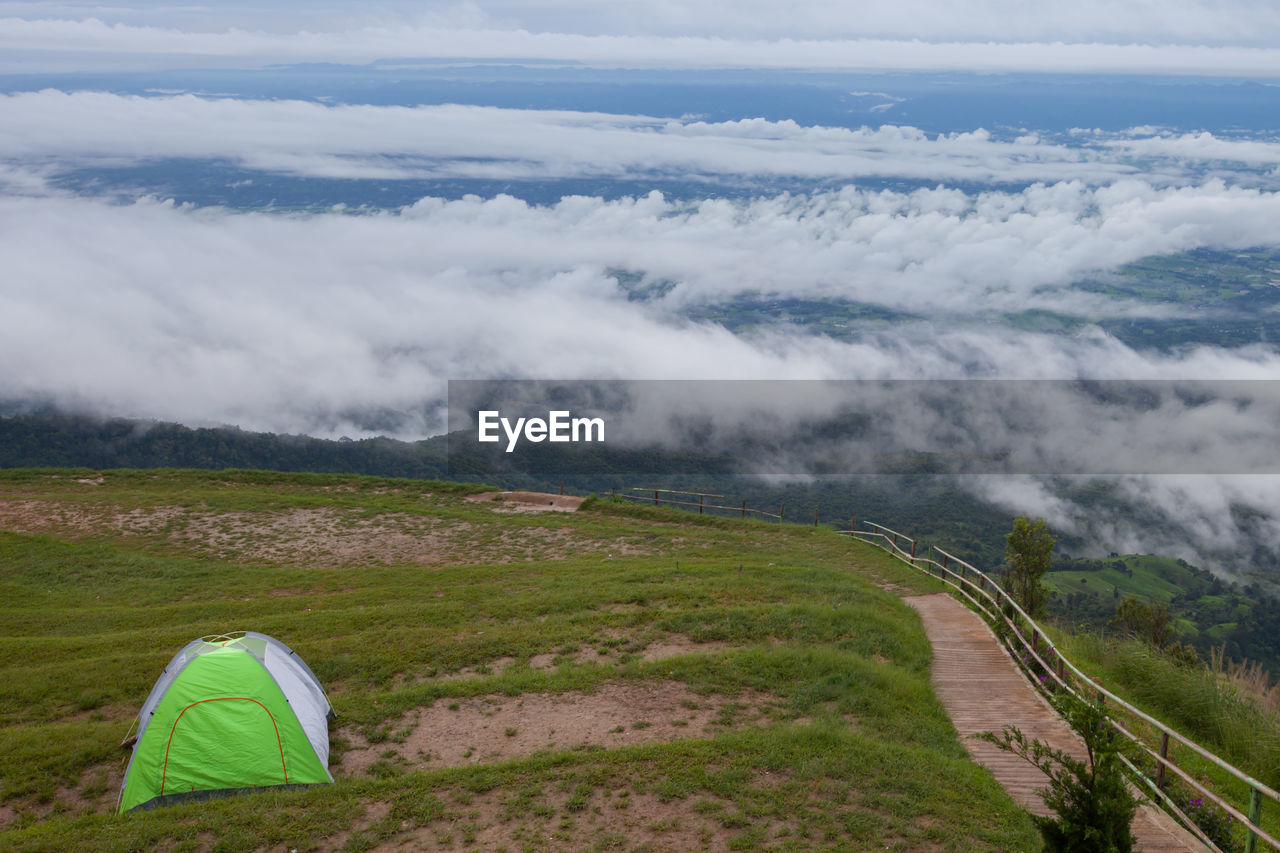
top-left (394, 180), bottom-right (1280, 317)
top-left (3, 186), bottom-right (1280, 440)
top-left (6, 91), bottom-right (1277, 196)
top-left (971, 474), bottom-right (1280, 576)
top-left (4, 14), bottom-right (1280, 74)
top-left (407, 0), bottom-right (1280, 47)
top-left (1102, 131), bottom-right (1280, 169)
top-left (6, 0), bottom-right (1280, 48)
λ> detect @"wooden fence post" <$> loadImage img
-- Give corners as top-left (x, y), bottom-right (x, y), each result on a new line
top-left (653, 490), bottom-right (659, 506)
top-left (780, 502), bottom-right (784, 522)
top-left (699, 495), bottom-right (704, 515)
top-left (814, 508), bottom-right (818, 527)
top-left (742, 499), bottom-right (746, 518)
top-left (1156, 732), bottom-right (1170, 790)
top-left (1247, 785), bottom-right (1263, 853)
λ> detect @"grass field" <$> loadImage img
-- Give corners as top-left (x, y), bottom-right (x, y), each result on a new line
top-left (1045, 556), bottom-right (1192, 604)
top-left (0, 469), bottom-right (1042, 851)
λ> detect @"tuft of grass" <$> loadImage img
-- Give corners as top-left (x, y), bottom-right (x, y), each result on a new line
top-left (1055, 631), bottom-right (1280, 788)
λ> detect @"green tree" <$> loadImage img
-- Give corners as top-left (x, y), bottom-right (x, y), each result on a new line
top-left (1005, 515), bottom-right (1054, 618)
top-left (1111, 596), bottom-right (1174, 649)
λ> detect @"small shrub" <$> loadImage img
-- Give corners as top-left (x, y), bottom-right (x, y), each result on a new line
top-left (978, 698), bottom-right (1136, 853)
top-left (1179, 793), bottom-right (1241, 853)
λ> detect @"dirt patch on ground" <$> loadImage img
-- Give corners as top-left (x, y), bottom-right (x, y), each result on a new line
top-left (313, 801), bottom-right (391, 852)
top-left (0, 499), bottom-right (469, 567)
top-left (873, 579), bottom-right (920, 596)
top-left (175, 508), bottom-right (476, 567)
top-left (0, 762), bottom-right (124, 829)
top-left (465, 491), bottom-right (585, 512)
top-left (0, 498), bottom-right (666, 568)
top-left (428, 635), bottom-right (734, 684)
top-left (637, 636), bottom-right (734, 662)
top-left (362, 786), bottom-right (784, 853)
top-left (339, 682), bottom-right (779, 776)
top-left (0, 500), bottom-right (109, 538)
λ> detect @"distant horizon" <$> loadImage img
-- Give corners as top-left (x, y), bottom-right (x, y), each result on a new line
top-left (5, 0), bottom-right (1280, 76)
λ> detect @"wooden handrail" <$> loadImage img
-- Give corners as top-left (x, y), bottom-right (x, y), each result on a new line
top-left (854, 523), bottom-right (1278, 851)
top-left (630, 488), bottom-right (726, 498)
top-left (611, 490), bottom-right (782, 519)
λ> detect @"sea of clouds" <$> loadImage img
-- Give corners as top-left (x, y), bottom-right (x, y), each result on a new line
top-left (4, 1), bottom-right (1280, 573)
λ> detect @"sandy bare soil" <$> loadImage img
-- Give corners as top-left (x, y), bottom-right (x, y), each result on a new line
top-left (294, 780), bottom-right (802, 853)
top-left (425, 635), bottom-right (736, 685)
top-left (0, 497), bottom-right (670, 567)
top-left (368, 786), bottom-right (792, 852)
top-left (338, 681), bottom-right (780, 776)
top-left (464, 491), bottom-right (585, 512)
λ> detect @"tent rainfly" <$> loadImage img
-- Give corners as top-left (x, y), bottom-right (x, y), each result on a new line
top-left (119, 632), bottom-right (334, 813)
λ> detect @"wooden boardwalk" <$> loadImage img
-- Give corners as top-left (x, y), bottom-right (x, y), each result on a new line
top-left (904, 593), bottom-right (1208, 852)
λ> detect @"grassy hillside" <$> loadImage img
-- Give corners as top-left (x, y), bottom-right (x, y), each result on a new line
top-left (0, 469), bottom-right (1040, 852)
top-left (1047, 553), bottom-right (1280, 671)
top-left (1047, 555), bottom-right (1197, 604)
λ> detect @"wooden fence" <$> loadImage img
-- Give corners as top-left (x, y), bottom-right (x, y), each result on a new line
top-left (611, 487), bottom-right (848, 527)
top-left (852, 521), bottom-right (1277, 853)
top-left (610, 488), bottom-right (784, 520)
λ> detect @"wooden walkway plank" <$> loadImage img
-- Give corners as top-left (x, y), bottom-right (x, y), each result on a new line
top-left (904, 593), bottom-right (1209, 853)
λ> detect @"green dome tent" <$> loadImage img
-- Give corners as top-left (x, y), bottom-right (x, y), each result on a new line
top-left (119, 632), bottom-right (334, 813)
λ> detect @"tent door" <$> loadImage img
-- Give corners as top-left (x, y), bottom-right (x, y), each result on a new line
top-left (160, 697), bottom-right (288, 796)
